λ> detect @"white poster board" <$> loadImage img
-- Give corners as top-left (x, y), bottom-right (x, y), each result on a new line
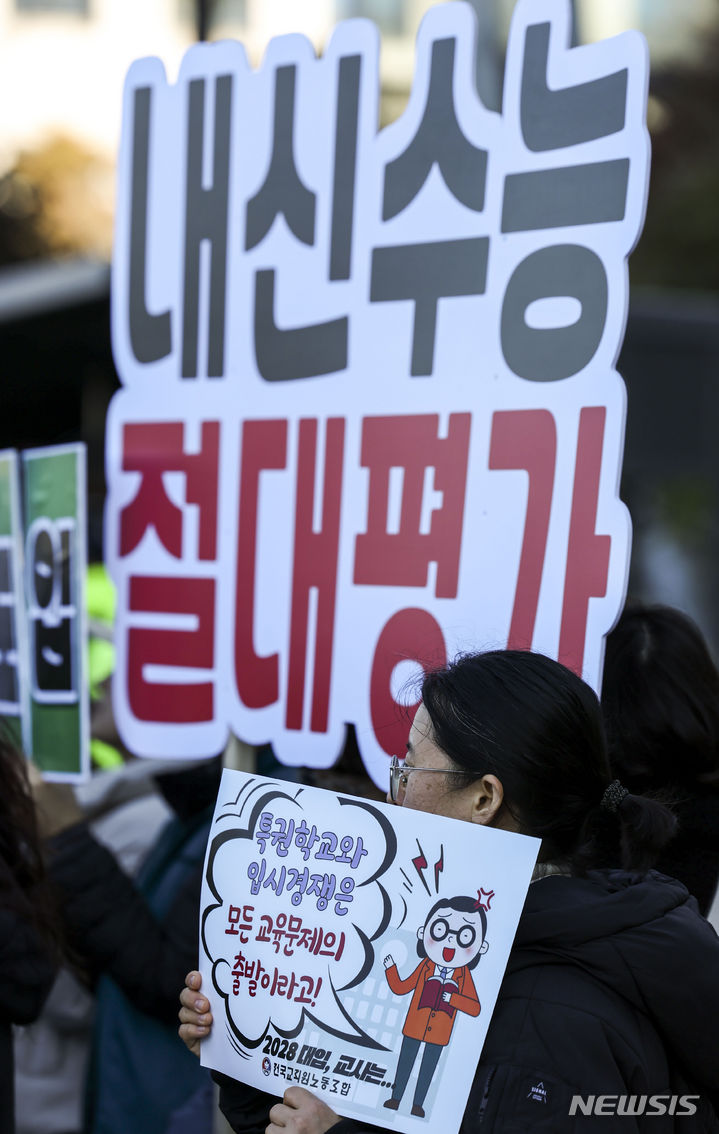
top-left (199, 769), bottom-right (540, 1134)
top-left (106, 0), bottom-right (650, 785)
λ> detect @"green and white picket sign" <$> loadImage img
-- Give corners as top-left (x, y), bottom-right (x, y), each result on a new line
top-left (22, 443), bottom-right (89, 780)
top-left (0, 449), bottom-right (30, 749)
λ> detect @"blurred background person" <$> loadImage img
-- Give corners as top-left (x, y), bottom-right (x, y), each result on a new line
top-left (30, 754), bottom-right (220, 1134)
top-left (0, 732), bottom-right (57, 1134)
top-left (602, 602), bottom-right (719, 916)
top-left (14, 564), bottom-right (174, 1134)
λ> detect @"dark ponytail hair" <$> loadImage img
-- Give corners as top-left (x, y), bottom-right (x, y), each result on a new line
top-left (602, 603), bottom-right (719, 791)
top-left (420, 650), bottom-right (676, 875)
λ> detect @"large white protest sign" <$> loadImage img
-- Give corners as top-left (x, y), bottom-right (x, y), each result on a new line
top-left (105, 0), bottom-right (650, 786)
top-left (199, 769), bottom-right (540, 1134)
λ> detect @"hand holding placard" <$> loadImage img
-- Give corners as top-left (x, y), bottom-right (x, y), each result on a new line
top-left (267, 1087), bottom-right (339, 1134)
top-left (178, 971), bottom-right (212, 1058)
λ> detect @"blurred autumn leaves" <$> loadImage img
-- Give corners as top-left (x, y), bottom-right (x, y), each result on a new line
top-left (630, 14), bottom-right (719, 292)
top-left (0, 134), bottom-right (113, 264)
top-left (0, 8), bottom-right (717, 292)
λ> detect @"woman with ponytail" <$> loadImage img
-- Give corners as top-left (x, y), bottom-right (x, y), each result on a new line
top-left (602, 603), bottom-right (719, 915)
top-left (180, 650), bottom-right (719, 1133)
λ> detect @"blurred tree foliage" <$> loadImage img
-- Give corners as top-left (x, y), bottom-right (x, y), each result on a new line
top-left (0, 7), bottom-right (716, 283)
top-left (0, 134), bottom-right (113, 265)
top-left (630, 7), bottom-right (719, 291)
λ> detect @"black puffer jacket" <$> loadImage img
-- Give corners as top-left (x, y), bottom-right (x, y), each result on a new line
top-left (46, 815), bottom-right (204, 1023)
top-left (46, 760), bottom-right (221, 1024)
top-left (0, 856), bottom-right (56, 1134)
top-left (217, 870), bottom-right (719, 1133)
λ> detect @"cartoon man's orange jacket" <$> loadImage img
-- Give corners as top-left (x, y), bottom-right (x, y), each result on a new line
top-left (385, 958), bottom-right (480, 1046)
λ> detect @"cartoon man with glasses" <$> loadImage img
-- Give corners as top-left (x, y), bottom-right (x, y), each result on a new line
top-left (382, 894), bottom-right (489, 1118)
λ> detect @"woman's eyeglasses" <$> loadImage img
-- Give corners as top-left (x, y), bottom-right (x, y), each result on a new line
top-left (389, 754), bottom-right (475, 803)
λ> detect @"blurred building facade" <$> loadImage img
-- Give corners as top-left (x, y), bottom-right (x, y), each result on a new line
top-left (0, 0), bottom-right (716, 165)
top-left (0, 0), bottom-right (715, 258)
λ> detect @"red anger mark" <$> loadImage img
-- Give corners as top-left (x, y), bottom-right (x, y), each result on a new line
top-left (434, 846), bottom-right (444, 892)
top-left (412, 851), bottom-right (428, 872)
top-left (474, 888), bottom-right (494, 912)
top-left (412, 841), bottom-right (431, 896)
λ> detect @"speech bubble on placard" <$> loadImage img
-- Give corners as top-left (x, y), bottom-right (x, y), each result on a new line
top-left (201, 778), bottom-right (396, 1051)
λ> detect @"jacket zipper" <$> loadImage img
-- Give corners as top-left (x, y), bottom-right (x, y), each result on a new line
top-left (477, 1067), bottom-right (496, 1125)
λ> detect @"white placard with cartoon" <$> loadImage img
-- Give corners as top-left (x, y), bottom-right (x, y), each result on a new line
top-left (199, 769), bottom-right (540, 1134)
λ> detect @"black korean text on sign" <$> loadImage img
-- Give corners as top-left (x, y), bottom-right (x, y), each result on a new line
top-left (249, 65), bottom-right (349, 381)
top-left (183, 76), bottom-right (233, 379)
top-left (519, 22), bottom-right (627, 150)
top-left (371, 37), bottom-right (489, 377)
top-left (26, 520), bottom-right (75, 700)
top-left (500, 19), bottom-right (630, 381)
top-left (370, 240), bottom-right (488, 378)
top-left (128, 50), bottom-right (364, 382)
top-left (382, 39), bottom-right (487, 219)
top-left (128, 76), bottom-right (233, 378)
top-left (128, 87), bottom-right (172, 366)
top-left (329, 54), bottom-right (361, 282)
